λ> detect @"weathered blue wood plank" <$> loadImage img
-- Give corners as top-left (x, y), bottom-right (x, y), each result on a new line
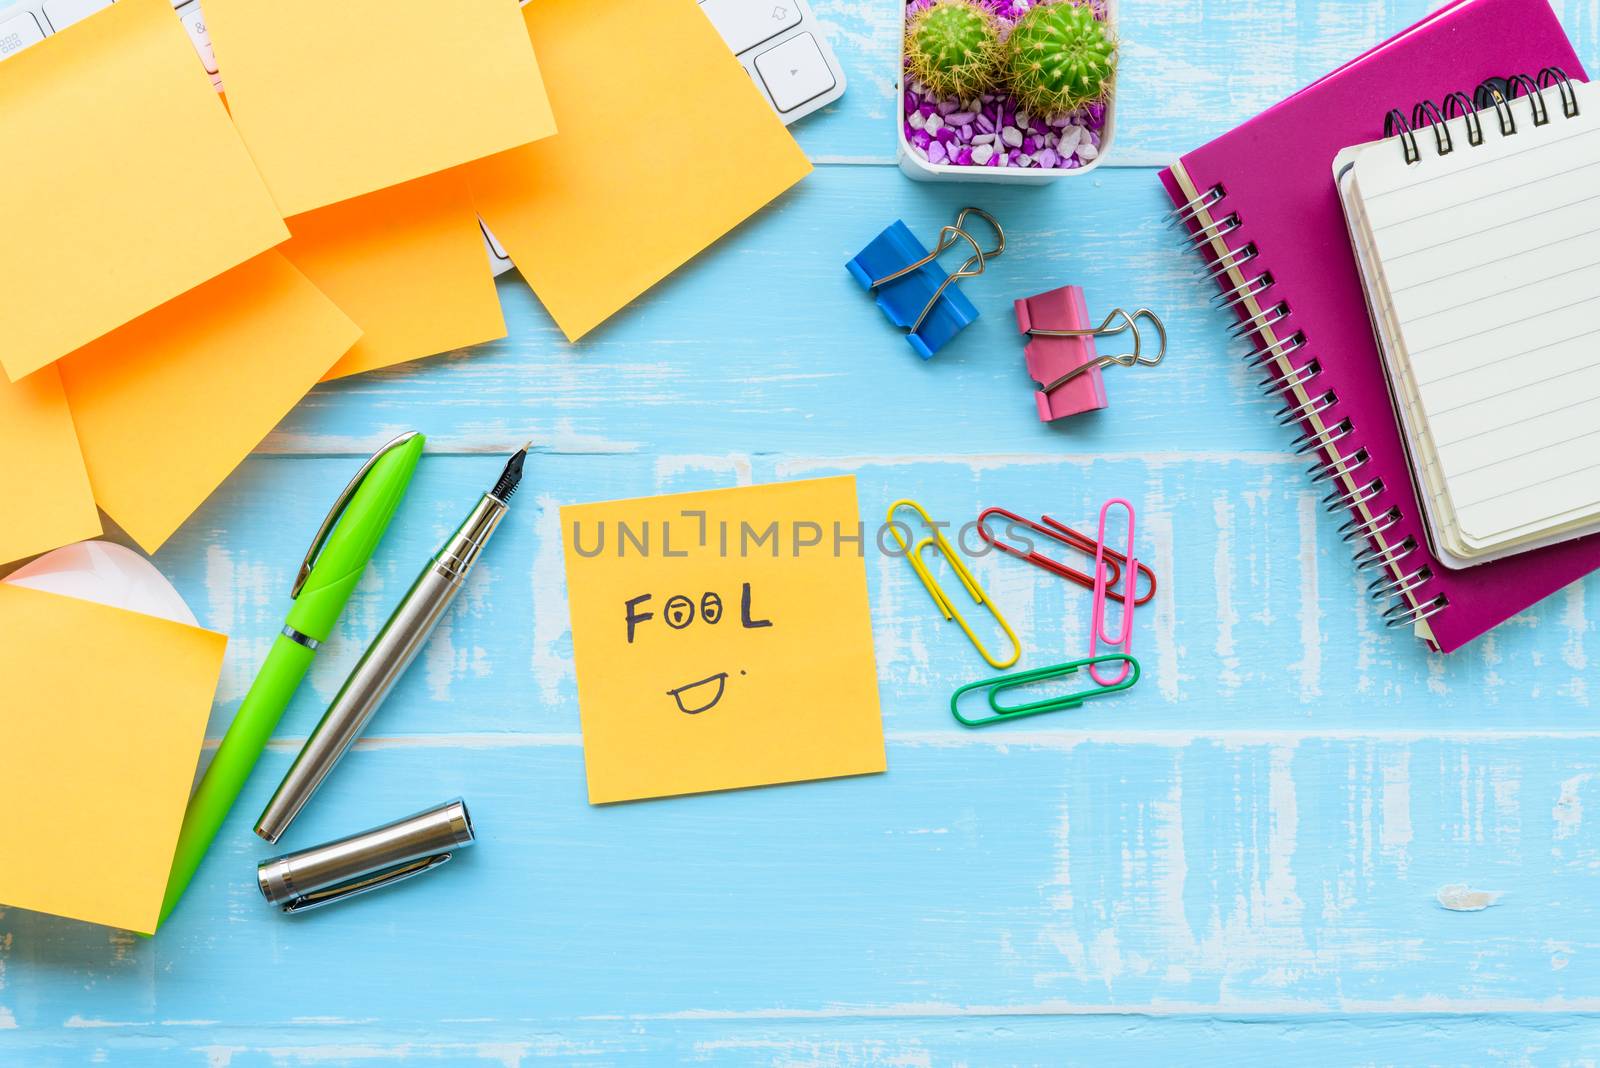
top-left (5, 1013), bottom-right (1600, 1066)
top-left (3, 736), bottom-right (1600, 1035)
top-left (148, 453), bottom-right (1600, 742)
top-left (268, 166), bottom-right (1282, 458)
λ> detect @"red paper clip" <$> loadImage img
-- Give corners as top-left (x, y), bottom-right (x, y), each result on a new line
top-left (975, 507), bottom-right (1156, 605)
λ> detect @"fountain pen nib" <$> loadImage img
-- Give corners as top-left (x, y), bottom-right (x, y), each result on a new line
top-left (491, 443), bottom-right (529, 503)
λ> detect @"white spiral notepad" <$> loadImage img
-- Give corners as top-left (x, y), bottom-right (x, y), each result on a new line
top-left (1337, 75), bottom-right (1600, 567)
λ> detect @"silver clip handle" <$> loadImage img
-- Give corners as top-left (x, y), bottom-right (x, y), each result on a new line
top-left (866, 207), bottom-right (1005, 336)
top-left (291, 431), bottom-right (421, 600)
top-left (1030, 308), bottom-right (1167, 395)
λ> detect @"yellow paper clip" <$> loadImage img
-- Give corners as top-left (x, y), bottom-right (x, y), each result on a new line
top-left (886, 499), bottom-right (1020, 669)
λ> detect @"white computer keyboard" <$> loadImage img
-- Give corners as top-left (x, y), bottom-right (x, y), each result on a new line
top-left (0, 0), bottom-right (843, 276)
top-left (1, 0), bottom-right (218, 85)
top-left (700, 0), bottom-right (845, 123)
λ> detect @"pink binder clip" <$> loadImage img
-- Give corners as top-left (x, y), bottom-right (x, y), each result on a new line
top-left (1089, 499), bottom-right (1137, 686)
top-left (1014, 285), bottom-right (1167, 421)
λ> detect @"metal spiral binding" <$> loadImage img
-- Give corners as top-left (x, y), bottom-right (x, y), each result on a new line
top-left (1258, 358), bottom-right (1320, 400)
top-left (1227, 301), bottom-right (1289, 339)
top-left (1212, 271), bottom-right (1275, 313)
top-left (1368, 563), bottom-right (1431, 600)
top-left (1243, 330), bottom-right (1306, 370)
top-left (1323, 475), bottom-right (1382, 514)
top-left (1354, 535), bottom-right (1419, 577)
top-left (1290, 418), bottom-right (1353, 455)
top-left (1196, 243), bottom-right (1257, 283)
top-left (1168, 173), bottom-right (1445, 629)
top-left (1306, 444), bottom-right (1366, 485)
top-left (1393, 67), bottom-right (1579, 162)
top-left (1274, 388), bottom-right (1337, 426)
top-left (1442, 91), bottom-right (1485, 145)
top-left (1338, 506), bottom-right (1402, 544)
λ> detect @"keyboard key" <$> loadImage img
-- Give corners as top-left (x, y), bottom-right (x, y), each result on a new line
top-left (42, 0), bottom-right (113, 33)
top-left (0, 10), bottom-right (44, 62)
top-left (754, 32), bottom-right (834, 113)
top-left (700, 0), bottom-right (800, 56)
top-left (174, 0), bottom-right (217, 74)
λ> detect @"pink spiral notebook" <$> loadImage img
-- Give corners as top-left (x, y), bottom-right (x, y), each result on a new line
top-left (1160, 0), bottom-right (1593, 654)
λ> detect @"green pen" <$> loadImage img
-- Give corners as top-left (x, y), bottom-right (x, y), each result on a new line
top-left (157, 431), bottom-right (426, 928)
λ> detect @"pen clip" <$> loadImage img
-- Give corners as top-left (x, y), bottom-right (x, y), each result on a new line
top-left (292, 431), bottom-right (421, 600)
top-left (281, 852), bottom-right (453, 913)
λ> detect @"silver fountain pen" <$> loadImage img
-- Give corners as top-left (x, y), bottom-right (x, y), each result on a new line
top-left (255, 444), bottom-right (529, 844)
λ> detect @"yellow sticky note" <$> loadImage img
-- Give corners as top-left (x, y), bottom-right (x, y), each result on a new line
top-left (468, 0), bottom-right (812, 341)
top-left (279, 172), bottom-right (507, 382)
top-left (204, 0), bottom-right (556, 217)
top-left (0, 583), bottom-right (227, 934)
top-left (0, 0), bottom-right (287, 382)
top-left (562, 476), bottom-right (885, 804)
top-left (58, 253), bottom-right (361, 553)
top-left (0, 369), bottom-right (102, 565)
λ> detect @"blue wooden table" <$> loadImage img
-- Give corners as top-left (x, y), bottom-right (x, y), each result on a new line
top-left (6, 1), bottom-right (1600, 1063)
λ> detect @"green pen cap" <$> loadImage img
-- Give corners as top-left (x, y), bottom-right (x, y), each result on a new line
top-left (285, 432), bottom-right (426, 641)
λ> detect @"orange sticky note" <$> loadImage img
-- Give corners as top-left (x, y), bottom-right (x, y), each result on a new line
top-left (204, 0), bottom-right (556, 217)
top-left (562, 476), bottom-right (885, 804)
top-left (279, 173), bottom-right (507, 382)
top-left (0, 0), bottom-right (287, 382)
top-left (0, 583), bottom-right (227, 934)
top-left (0, 369), bottom-right (102, 565)
top-left (58, 253), bottom-right (361, 553)
top-left (468, 0), bottom-right (812, 341)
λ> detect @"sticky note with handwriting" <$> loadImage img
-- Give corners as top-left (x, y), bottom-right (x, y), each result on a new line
top-left (562, 476), bottom-right (885, 804)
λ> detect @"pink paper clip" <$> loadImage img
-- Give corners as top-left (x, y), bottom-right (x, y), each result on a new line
top-left (1014, 285), bottom-right (1167, 422)
top-left (1089, 499), bottom-right (1136, 686)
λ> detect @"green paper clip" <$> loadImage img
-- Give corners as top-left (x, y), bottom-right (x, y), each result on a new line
top-left (950, 654), bottom-right (1140, 727)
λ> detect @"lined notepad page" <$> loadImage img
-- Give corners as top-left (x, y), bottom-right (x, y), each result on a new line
top-left (1346, 79), bottom-right (1600, 564)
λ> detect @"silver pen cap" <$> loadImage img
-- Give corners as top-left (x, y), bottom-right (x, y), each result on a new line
top-left (256, 799), bottom-right (475, 913)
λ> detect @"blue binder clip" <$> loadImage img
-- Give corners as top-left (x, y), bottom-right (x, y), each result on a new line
top-left (846, 206), bottom-right (1004, 359)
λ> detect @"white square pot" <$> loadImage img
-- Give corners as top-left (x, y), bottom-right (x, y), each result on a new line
top-left (897, 0), bottom-right (1118, 183)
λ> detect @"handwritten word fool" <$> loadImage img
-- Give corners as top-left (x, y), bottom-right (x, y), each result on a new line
top-left (623, 582), bottom-right (773, 643)
top-left (621, 583), bottom-right (774, 716)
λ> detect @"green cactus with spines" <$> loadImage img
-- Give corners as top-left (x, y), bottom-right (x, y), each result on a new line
top-left (1004, 0), bottom-right (1117, 116)
top-left (905, 0), bottom-right (1004, 100)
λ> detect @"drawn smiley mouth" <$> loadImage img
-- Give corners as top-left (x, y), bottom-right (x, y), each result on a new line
top-left (666, 672), bottom-right (729, 714)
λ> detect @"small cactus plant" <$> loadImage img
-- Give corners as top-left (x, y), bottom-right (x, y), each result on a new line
top-left (1004, 0), bottom-right (1116, 116)
top-left (905, 0), bottom-right (1004, 100)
